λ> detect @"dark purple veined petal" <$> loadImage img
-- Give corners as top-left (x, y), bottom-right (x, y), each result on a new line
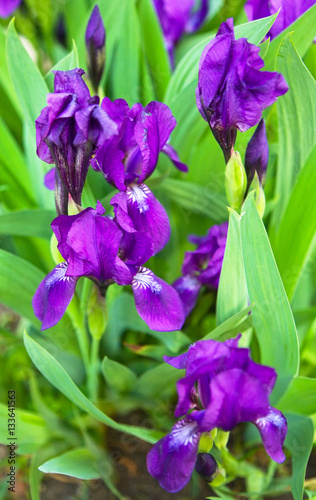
top-left (197, 368), bottom-right (270, 432)
top-left (134, 101), bottom-right (177, 183)
top-left (131, 267), bottom-right (185, 331)
top-left (147, 417), bottom-right (201, 493)
top-left (91, 126), bottom-right (126, 191)
top-left (112, 184), bottom-right (170, 255)
top-left (32, 262), bottom-right (78, 330)
top-left (254, 407), bottom-right (287, 463)
top-left (173, 275), bottom-right (201, 316)
top-left (44, 168), bottom-right (56, 190)
top-left (162, 144), bottom-right (188, 172)
top-left (119, 231), bottom-right (154, 266)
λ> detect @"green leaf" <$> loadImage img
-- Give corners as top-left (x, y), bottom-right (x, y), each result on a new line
top-left (272, 146), bottom-right (316, 301)
top-left (136, 362), bottom-right (183, 398)
top-left (271, 35), bottom-right (316, 228)
top-left (6, 20), bottom-right (48, 125)
top-left (45, 41), bottom-right (79, 91)
top-left (0, 250), bottom-right (44, 326)
top-left (0, 118), bottom-right (35, 208)
top-left (216, 210), bottom-right (248, 325)
top-left (102, 356), bottom-right (137, 393)
top-left (109, 0), bottom-right (141, 104)
top-left (202, 305), bottom-right (253, 341)
top-left (159, 178), bottom-right (228, 224)
top-left (39, 447), bottom-right (101, 480)
top-left (240, 195), bottom-right (299, 400)
top-left (0, 404), bottom-right (48, 455)
top-left (278, 377), bottom-right (316, 416)
top-left (0, 210), bottom-right (54, 238)
top-left (137, 0), bottom-right (171, 100)
top-left (24, 332), bottom-right (159, 444)
top-left (6, 20), bottom-right (50, 207)
top-left (285, 414), bottom-right (314, 500)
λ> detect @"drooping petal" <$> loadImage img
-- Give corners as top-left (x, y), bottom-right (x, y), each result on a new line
top-left (32, 262), bottom-right (78, 330)
top-left (173, 275), bottom-right (201, 316)
top-left (254, 407), bottom-right (287, 463)
top-left (132, 267), bottom-right (185, 331)
top-left (162, 144), bottom-right (188, 172)
top-left (147, 417), bottom-right (201, 493)
top-left (112, 184), bottom-right (170, 255)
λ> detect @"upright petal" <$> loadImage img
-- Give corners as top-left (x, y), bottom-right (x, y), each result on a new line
top-left (32, 262), bottom-right (78, 330)
top-left (112, 184), bottom-right (170, 255)
top-left (53, 69), bottom-right (91, 106)
top-left (254, 407), bottom-right (287, 463)
top-left (147, 417), bottom-right (201, 493)
top-left (132, 267), bottom-right (185, 331)
top-left (134, 101), bottom-right (177, 182)
top-left (91, 128), bottom-right (126, 191)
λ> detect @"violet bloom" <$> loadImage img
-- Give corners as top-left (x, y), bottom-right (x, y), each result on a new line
top-left (196, 18), bottom-right (288, 162)
top-left (0, 0), bottom-right (21, 18)
top-left (245, 118), bottom-right (269, 188)
top-left (245, 0), bottom-right (316, 40)
top-left (147, 336), bottom-right (287, 493)
top-left (85, 5), bottom-right (106, 92)
top-left (32, 202), bottom-right (184, 332)
top-left (153, 0), bottom-right (209, 67)
top-left (173, 222), bottom-right (228, 316)
top-left (92, 98), bottom-right (187, 255)
top-left (36, 69), bottom-right (117, 214)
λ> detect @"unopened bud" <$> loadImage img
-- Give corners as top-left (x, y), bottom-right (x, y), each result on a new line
top-left (245, 119), bottom-right (269, 188)
top-left (248, 171), bottom-right (266, 218)
top-left (87, 284), bottom-right (108, 340)
top-left (195, 453), bottom-right (218, 483)
top-left (85, 5), bottom-right (106, 92)
top-left (225, 150), bottom-right (247, 211)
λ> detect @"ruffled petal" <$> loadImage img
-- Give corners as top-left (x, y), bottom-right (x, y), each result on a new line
top-left (52, 69), bottom-right (91, 106)
top-left (132, 267), bottom-right (185, 331)
top-left (254, 407), bottom-right (287, 463)
top-left (32, 262), bottom-right (78, 330)
top-left (147, 417), bottom-right (201, 493)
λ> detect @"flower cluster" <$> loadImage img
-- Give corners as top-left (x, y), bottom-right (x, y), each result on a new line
top-left (196, 18), bottom-right (288, 162)
top-left (33, 68), bottom-right (187, 332)
top-left (173, 222), bottom-right (228, 316)
top-left (147, 336), bottom-right (287, 492)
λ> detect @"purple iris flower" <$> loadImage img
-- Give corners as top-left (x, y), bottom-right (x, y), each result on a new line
top-left (173, 222), bottom-right (228, 317)
top-left (153, 0), bottom-right (209, 67)
top-left (0, 0), bottom-right (22, 18)
top-left (85, 5), bottom-right (106, 92)
top-left (195, 18), bottom-right (288, 162)
top-left (91, 98), bottom-right (187, 255)
top-left (147, 335), bottom-right (287, 493)
top-left (245, 0), bottom-right (316, 40)
top-left (36, 69), bottom-right (117, 213)
top-left (32, 201), bottom-right (185, 332)
top-left (245, 118), bottom-right (269, 188)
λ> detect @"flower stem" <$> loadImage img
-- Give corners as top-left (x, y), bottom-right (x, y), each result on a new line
top-left (67, 295), bottom-right (90, 375)
top-left (88, 336), bottom-right (100, 402)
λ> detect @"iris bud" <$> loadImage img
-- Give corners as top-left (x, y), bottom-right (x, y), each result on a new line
top-left (87, 284), bottom-right (108, 340)
top-left (85, 5), bottom-right (106, 93)
top-left (195, 453), bottom-right (218, 483)
top-left (225, 150), bottom-right (247, 211)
